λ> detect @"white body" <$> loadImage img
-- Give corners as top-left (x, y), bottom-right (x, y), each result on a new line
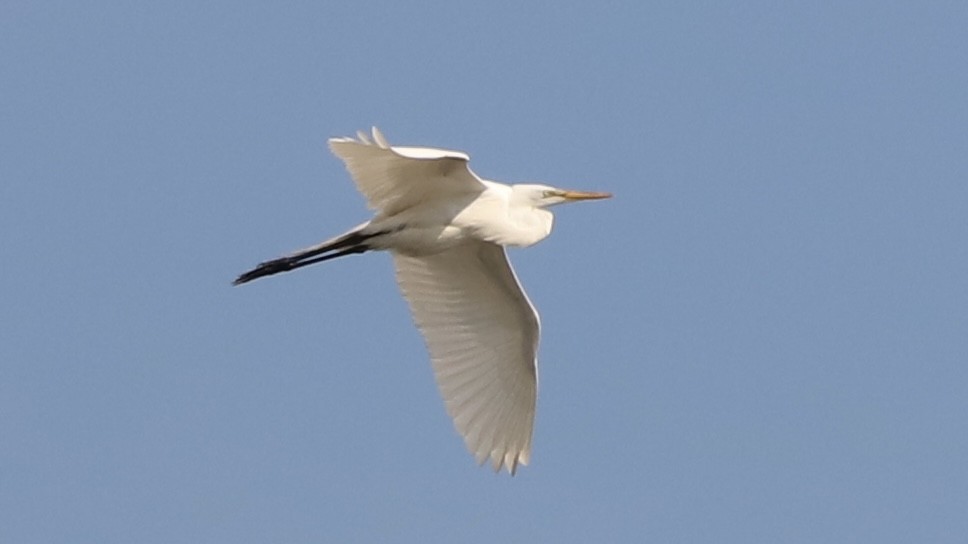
top-left (362, 181), bottom-right (554, 254)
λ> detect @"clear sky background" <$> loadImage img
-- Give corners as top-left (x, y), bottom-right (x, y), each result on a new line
top-left (2, 2), bottom-right (967, 542)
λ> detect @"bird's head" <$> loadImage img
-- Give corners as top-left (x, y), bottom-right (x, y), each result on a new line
top-left (512, 184), bottom-right (612, 208)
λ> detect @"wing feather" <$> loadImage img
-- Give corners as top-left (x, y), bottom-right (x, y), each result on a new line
top-left (328, 127), bottom-right (486, 216)
top-left (393, 242), bottom-right (539, 474)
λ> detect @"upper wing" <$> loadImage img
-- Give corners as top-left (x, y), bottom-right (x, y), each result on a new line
top-left (328, 127), bottom-right (487, 216)
top-left (393, 241), bottom-right (539, 474)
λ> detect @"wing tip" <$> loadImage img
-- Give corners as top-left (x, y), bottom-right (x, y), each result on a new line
top-left (476, 447), bottom-right (530, 476)
top-left (327, 127), bottom-right (475, 164)
top-left (371, 126), bottom-right (389, 148)
top-left (326, 127), bottom-right (387, 148)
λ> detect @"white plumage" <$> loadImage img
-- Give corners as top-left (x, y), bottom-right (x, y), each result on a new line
top-left (235, 128), bottom-right (610, 474)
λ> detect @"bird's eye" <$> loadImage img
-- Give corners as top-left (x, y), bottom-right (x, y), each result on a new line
top-left (542, 190), bottom-right (557, 198)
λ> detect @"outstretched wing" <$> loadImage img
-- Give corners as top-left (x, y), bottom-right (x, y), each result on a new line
top-left (328, 127), bottom-right (487, 216)
top-left (393, 241), bottom-right (540, 474)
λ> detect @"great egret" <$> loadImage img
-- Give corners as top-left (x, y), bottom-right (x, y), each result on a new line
top-left (234, 127), bottom-right (610, 474)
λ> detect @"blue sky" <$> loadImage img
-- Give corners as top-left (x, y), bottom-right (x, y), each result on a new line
top-left (2, 2), bottom-right (967, 542)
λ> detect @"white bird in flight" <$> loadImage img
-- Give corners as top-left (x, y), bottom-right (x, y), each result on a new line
top-left (234, 127), bottom-right (610, 474)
